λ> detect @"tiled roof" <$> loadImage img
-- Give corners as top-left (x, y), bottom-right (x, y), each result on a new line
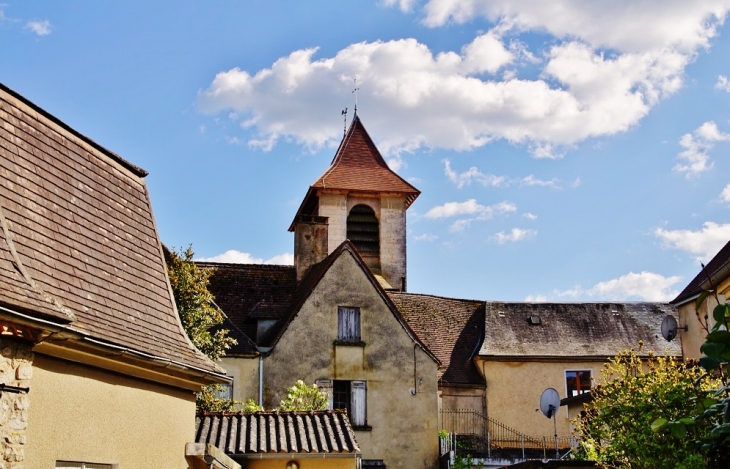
top-left (672, 238), bottom-right (730, 305)
top-left (480, 302), bottom-right (682, 358)
top-left (388, 292), bottom-right (485, 385)
top-left (195, 411), bottom-right (360, 455)
top-left (289, 116), bottom-right (420, 230)
top-left (197, 262), bottom-right (297, 353)
top-left (0, 83), bottom-right (221, 374)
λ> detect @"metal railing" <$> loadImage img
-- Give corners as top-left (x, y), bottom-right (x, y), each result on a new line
top-left (439, 409), bottom-right (577, 459)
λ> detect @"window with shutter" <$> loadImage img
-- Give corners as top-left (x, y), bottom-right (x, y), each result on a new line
top-left (316, 379), bottom-right (334, 409)
top-left (338, 306), bottom-right (361, 342)
top-left (351, 381), bottom-right (367, 427)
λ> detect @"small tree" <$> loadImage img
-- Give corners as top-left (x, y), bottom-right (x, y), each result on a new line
top-left (653, 292), bottom-right (730, 469)
top-left (573, 346), bottom-right (714, 469)
top-left (278, 380), bottom-right (329, 411)
top-left (166, 245), bottom-right (238, 410)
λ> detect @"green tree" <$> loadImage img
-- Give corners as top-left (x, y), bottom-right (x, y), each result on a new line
top-left (166, 245), bottom-right (238, 410)
top-left (653, 293), bottom-right (730, 468)
top-left (278, 380), bottom-right (328, 411)
top-left (573, 346), bottom-right (714, 469)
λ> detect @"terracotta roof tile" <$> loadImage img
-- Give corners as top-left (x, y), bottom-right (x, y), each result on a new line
top-left (195, 410), bottom-right (360, 455)
top-left (388, 292), bottom-right (485, 385)
top-left (0, 83), bottom-right (220, 374)
top-left (480, 302), bottom-right (682, 358)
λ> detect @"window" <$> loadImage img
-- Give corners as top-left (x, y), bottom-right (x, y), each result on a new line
top-left (317, 379), bottom-right (368, 428)
top-left (566, 370), bottom-right (592, 397)
top-left (338, 306), bottom-right (361, 342)
top-left (347, 204), bottom-right (379, 257)
top-left (216, 382), bottom-right (233, 400)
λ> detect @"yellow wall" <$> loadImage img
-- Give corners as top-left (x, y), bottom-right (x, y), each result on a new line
top-left (220, 355), bottom-right (260, 404)
top-left (260, 251), bottom-right (439, 469)
top-left (233, 457), bottom-right (357, 469)
top-left (677, 291), bottom-right (726, 359)
top-left (477, 359), bottom-right (602, 440)
top-left (26, 354), bottom-right (197, 469)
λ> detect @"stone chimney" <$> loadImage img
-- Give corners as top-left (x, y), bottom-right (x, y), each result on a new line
top-left (293, 215), bottom-right (329, 282)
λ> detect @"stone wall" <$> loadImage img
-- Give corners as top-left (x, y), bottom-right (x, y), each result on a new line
top-left (0, 338), bottom-right (32, 469)
top-left (318, 194), bottom-right (347, 253)
top-left (379, 197), bottom-right (406, 290)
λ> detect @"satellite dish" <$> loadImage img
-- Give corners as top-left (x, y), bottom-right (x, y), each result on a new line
top-left (540, 387), bottom-right (561, 419)
top-left (661, 315), bottom-right (679, 341)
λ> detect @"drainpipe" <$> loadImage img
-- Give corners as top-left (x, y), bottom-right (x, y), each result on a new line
top-left (256, 347), bottom-right (272, 406)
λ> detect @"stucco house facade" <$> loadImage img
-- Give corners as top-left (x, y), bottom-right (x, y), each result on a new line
top-left (0, 83), bottom-right (230, 468)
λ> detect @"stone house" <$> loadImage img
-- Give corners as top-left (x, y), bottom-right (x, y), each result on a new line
top-left (0, 83), bottom-right (230, 468)
top-left (204, 116), bottom-right (439, 469)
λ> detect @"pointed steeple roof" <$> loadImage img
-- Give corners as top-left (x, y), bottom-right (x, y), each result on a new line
top-left (289, 116), bottom-right (420, 230)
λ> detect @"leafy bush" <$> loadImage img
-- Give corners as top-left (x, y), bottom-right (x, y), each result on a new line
top-left (278, 380), bottom-right (328, 411)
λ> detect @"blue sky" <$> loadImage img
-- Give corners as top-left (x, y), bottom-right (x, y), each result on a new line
top-left (3, 1), bottom-right (730, 302)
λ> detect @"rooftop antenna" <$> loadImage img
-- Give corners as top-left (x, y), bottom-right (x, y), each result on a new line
top-left (341, 107), bottom-right (348, 137)
top-left (352, 78), bottom-right (360, 117)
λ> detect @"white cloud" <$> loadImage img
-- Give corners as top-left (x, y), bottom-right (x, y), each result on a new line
top-left (196, 250), bottom-right (294, 265)
top-left (425, 199), bottom-right (516, 219)
top-left (200, 0), bottom-right (727, 158)
top-left (443, 160), bottom-right (559, 188)
top-left (25, 19), bottom-right (52, 36)
top-left (655, 221), bottom-right (730, 261)
top-left (673, 121), bottom-right (730, 176)
top-left (414, 233), bottom-right (438, 241)
top-left (492, 228), bottom-right (537, 244)
top-left (545, 271), bottom-right (682, 301)
top-left (522, 212), bottom-right (537, 220)
top-left (519, 175), bottom-right (559, 188)
top-left (443, 159), bottom-right (506, 188)
top-left (418, 1), bottom-right (727, 53)
top-left (720, 184), bottom-right (730, 203)
top-left (524, 294), bottom-right (548, 302)
top-left (717, 75), bottom-right (730, 92)
top-left (381, 0), bottom-right (418, 13)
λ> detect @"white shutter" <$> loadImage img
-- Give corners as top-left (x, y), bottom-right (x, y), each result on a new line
top-left (338, 307), bottom-right (360, 341)
top-left (316, 379), bottom-right (334, 409)
top-left (351, 381), bottom-right (367, 426)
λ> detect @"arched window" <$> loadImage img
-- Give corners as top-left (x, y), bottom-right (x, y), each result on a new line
top-left (347, 204), bottom-right (380, 259)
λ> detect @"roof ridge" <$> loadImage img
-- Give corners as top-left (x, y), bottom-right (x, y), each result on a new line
top-left (389, 291), bottom-right (485, 304)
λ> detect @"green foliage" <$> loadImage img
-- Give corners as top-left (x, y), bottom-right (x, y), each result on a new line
top-left (573, 347), bottom-right (714, 469)
top-left (195, 384), bottom-right (240, 412)
top-left (166, 245), bottom-right (236, 360)
top-left (166, 245), bottom-right (238, 411)
top-left (653, 298), bottom-right (730, 468)
top-left (243, 398), bottom-right (263, 413)
top-left (278, 380), bottom-right (328, 411)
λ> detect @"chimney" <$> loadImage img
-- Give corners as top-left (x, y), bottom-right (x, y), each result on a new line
top-left (293, 215), bottom-right (329, 282)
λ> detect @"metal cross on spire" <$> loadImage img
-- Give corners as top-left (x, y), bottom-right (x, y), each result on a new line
top-left (352, 78), bottom-right (360, 117)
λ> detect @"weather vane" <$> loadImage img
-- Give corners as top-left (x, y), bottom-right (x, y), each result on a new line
top-left (341, 107), bottom-right (348, 137)
top-left (352, 78), bottom-right (360, 116)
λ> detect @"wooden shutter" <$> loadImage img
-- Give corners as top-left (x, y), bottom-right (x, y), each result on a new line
top-left (338, 307), bottom-right (360, 341)
top-left (316, 379), bottom-right (333, 409)
top-left (351, 381), bottom-right (367, 426)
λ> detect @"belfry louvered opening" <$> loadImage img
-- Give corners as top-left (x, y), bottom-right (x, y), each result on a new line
top-left (347, 204), bottom-right (379, 258)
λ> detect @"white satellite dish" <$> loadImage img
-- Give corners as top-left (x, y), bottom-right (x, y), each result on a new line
top-left (540, 387), bottom-right (561, 419)
top-left (661, 315), bottom-right (686, 341)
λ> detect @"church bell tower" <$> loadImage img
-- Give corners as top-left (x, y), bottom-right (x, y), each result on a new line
top-left (289, 115), bottom-right (420, 290)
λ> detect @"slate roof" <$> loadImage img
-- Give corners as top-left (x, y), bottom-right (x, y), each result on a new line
top-left (672, 238), bottom-right (730, 305)
top-left (388, 292), bottom-right (485, 386)
top-left (289, 116), bottom-right (420, 230)
top-left (195, 411), bottom-right (360, 455)
top-left (197, 262), bottom-right (297, 353)
top-left (0, 83), bottom-right (221, 375)
top-left (480, 302), bottom-right (682, 358)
